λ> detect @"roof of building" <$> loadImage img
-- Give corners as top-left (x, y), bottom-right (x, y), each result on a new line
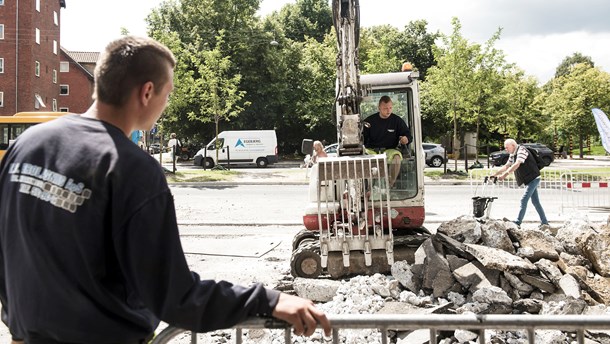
top-left (60, 48), bottom-right (95, 79)
top-left (64, 51), bottom-right (100, 64)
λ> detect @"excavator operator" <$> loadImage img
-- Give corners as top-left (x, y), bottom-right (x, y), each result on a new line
top-left (363, 95), bottom-right (412, 187)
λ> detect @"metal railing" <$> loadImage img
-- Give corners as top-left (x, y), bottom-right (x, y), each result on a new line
top-left (151, 314), bottom-right (610, 344)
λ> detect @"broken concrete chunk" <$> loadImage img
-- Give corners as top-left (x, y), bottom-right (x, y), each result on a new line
top-left (558, 273), bottom-right (581, 299)
top-left (391, 260), bottom-right (420, 293)
top-left (464, 243), bottom-right (538, 275)
top-left (578, 229), bottom-right (610, 277)
top-left (535, 258), bottom-right (564, 284)
top-left (471, 286), bottom-right (513, 314)
top-left (556, 219), bottom-right (596, 256)
top-left (480, 220), bottom-right (516, 254)
top-left (453, 262), bottom-right (492, 291)
top-left (519, 274), bottom-right (556, 294)
top-left (292, 278), bottom-right (341, 302)
top-left (513, 298), bottom-right (544, 314)
top-left (436, 215), bottom-right (481, 244)
top-left (504, 272), bottom-right (535, 296)
top-left (540, 297), bottom-right (587, 315)
top-left (508, 227), bottom-right (560, 261)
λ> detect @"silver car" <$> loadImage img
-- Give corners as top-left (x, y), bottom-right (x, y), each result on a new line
top-left (422, 143), bottom-right (446, 167)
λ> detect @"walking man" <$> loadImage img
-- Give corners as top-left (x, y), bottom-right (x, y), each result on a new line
top-left (492, 139), bottom-right (549, 228)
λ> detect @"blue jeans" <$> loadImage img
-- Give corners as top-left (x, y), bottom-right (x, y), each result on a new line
top-left (515, 177), bottom-right (548, 225)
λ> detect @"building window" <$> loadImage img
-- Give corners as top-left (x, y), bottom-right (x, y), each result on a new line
top-left (59, 107), bottom-right (69, 112)
top-left (60, 85), bottom-right (69, 95)
top-left (54, 11), bottom-right (58, 25)
top-left (52, 69), bottom-right (57, 83)
top-left (34, 94), bottom-right (45, 109)
top-left (35, 61), bottom-right (40, 77)
top-left (35, 28), bottom-right (40, 44)
top-left (53, 40), bottom-right (57, 55)
top-left (60, 61), bottom-right (69, 72)
top-left (0, 0), bottom-right (4, 6)
top-left (0, 58), bottom-right (4, 73)
top-left (0, 92), bottom-right (3, 107)
top-left (35, 0), bottom-right (40, 12)
top-left (0, 25), bottom-right (4, 40)
top-left (52, 99), bottom-right (57, 111)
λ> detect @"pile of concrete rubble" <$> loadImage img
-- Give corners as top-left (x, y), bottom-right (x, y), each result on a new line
top-left (284, 216), bottom-right (610, 344)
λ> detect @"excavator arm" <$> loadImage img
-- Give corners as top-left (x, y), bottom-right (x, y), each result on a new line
top-left (333, 0), bottom-right (364, 156)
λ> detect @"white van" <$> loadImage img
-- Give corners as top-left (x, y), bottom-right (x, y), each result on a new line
top-left (194, 130), bottom-right (279, 168)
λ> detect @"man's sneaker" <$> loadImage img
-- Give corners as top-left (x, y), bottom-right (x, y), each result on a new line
top-left (539, 224), bottom-right (556, 234)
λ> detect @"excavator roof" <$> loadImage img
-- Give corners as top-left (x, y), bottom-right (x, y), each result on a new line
top-left (360, 71), bottom-right (419, 90)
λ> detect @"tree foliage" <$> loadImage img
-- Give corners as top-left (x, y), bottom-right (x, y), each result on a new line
top-left (554, 52), bottom-right (595, 79)
top-left (545, 63), bottom-right (610, 157)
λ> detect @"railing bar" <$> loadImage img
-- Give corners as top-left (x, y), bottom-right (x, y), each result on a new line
top-left (478, 329), bottom-right (485, 344)
top-left (429, 328), bottom-right (437, 344)
top-left (284, 328), bottom-right (290, 343)
top-left (332, 328), bottom-right (339, 344)
top-left (235, 328), bottom-right (241, 344)
top-left (527, 327), bottom-right (535, 344)
top-left (577, 329), bottom-right (585, 344)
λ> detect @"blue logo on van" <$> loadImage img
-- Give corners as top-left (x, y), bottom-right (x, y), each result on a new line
top-left (235, 139), bottom-right (246, 148)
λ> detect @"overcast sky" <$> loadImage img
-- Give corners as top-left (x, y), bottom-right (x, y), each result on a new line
top-left (60, 0), bottom-right (610, 84)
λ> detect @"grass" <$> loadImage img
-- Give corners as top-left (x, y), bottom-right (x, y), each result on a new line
top-left (165, 169), bottom-right (239, 183)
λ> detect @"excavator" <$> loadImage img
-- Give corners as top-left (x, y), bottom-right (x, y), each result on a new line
top-left (291, 0), bottom-right (430, 279)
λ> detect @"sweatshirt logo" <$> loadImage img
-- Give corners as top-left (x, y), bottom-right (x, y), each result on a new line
top-left (8, 163), bottom-right (91, 213)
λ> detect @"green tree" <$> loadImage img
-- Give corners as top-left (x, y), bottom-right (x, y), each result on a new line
top-left (274, 0), bottom-right (332, 43)
top-left (545, 63), bottom-right (610, 157)
top-left (391, 20), bottom-right (439, 80)
top-left (424, 18), bottom-right (478, 169)
top-left (495, 68), bottom-right (544, 141)
top-left (554, 52), bottom-right (595, 79)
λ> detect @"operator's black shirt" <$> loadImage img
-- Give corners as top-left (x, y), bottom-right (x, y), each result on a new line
top-left (363, 112), bottom-right (412, 150)
top-left (0, 115), bottom-right (279, 343)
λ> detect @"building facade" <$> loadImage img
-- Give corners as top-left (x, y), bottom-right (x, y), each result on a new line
top-left (0, 0), bottom-right (66, 116)
top-left (59, 49), bottom-right (96, 113)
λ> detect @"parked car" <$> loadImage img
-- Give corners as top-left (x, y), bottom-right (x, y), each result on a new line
top-left (324, 143), bottom-right (339, 157)
top-left (422, 143), bottom-right (447, 167)
top-left (149, 143), bottom-right (163, 154)
top-left (489, 143), bottom-right (554, 167)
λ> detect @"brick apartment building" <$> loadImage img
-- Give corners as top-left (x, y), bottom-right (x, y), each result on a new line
top-left (0, 0), bottom-right (97, 116)
top-left (59, 49), bottom-right (97, 113)
top-left (0, 0), bottom-right (66, 115)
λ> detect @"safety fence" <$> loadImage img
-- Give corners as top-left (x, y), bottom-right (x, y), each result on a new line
top-left (151, 314), bottom-right (610, 344)
top-left (560, 171), bottom-right (610, 213)
top-left (469, 168), bottom-right (610, 215)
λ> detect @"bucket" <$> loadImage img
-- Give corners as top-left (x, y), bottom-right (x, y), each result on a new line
top-left (472, 196), bottom-right (489, 218)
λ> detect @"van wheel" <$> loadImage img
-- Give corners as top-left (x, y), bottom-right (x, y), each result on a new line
top-left (203, 158), bottom-right (214, 169)
top-left (256, 158), bottom-right (268, 168)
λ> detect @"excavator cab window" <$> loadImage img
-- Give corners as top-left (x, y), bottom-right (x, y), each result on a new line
top-left (360, 89), bottom-right (419, 200)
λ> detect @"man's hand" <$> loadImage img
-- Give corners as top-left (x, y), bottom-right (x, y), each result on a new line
top-left (399, 136), bottom-right (409, 145)
top-left (272, 293), bottom-right (331, 337)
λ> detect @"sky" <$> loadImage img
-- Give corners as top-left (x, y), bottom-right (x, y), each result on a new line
top-left (60, 0), bottom-right (610, 84)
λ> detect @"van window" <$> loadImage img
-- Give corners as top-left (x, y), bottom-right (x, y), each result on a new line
top-left (208, 138), bottom-right (225, 150)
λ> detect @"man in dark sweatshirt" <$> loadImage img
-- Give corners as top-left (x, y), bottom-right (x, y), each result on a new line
top-left (0, 36), bottom-right (330, 343)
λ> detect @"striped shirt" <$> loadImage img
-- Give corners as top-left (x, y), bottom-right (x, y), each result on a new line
top-left (507, 145), bottom-right (528, 165)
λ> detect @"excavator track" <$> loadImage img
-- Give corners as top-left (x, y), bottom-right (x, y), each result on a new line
top-left (290, 228), bottom-right (430, 279)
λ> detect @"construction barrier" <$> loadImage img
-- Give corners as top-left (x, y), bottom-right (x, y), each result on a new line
top-left (151, 314), bottom-right (610, 344)
top-left (470, 169), bottom-right (610, 216)
top-left (560, 171), bottom-right (610, 213)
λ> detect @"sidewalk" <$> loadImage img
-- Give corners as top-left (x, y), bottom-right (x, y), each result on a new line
top-left (160, 155), bottom-right (609, 186)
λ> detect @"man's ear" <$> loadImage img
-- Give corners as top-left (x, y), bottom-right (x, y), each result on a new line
top-left (140, 81), bottom-right (155, 105)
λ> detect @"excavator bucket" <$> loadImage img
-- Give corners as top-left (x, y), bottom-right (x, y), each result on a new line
top-left (316, 155), bottom-right (394, 276)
